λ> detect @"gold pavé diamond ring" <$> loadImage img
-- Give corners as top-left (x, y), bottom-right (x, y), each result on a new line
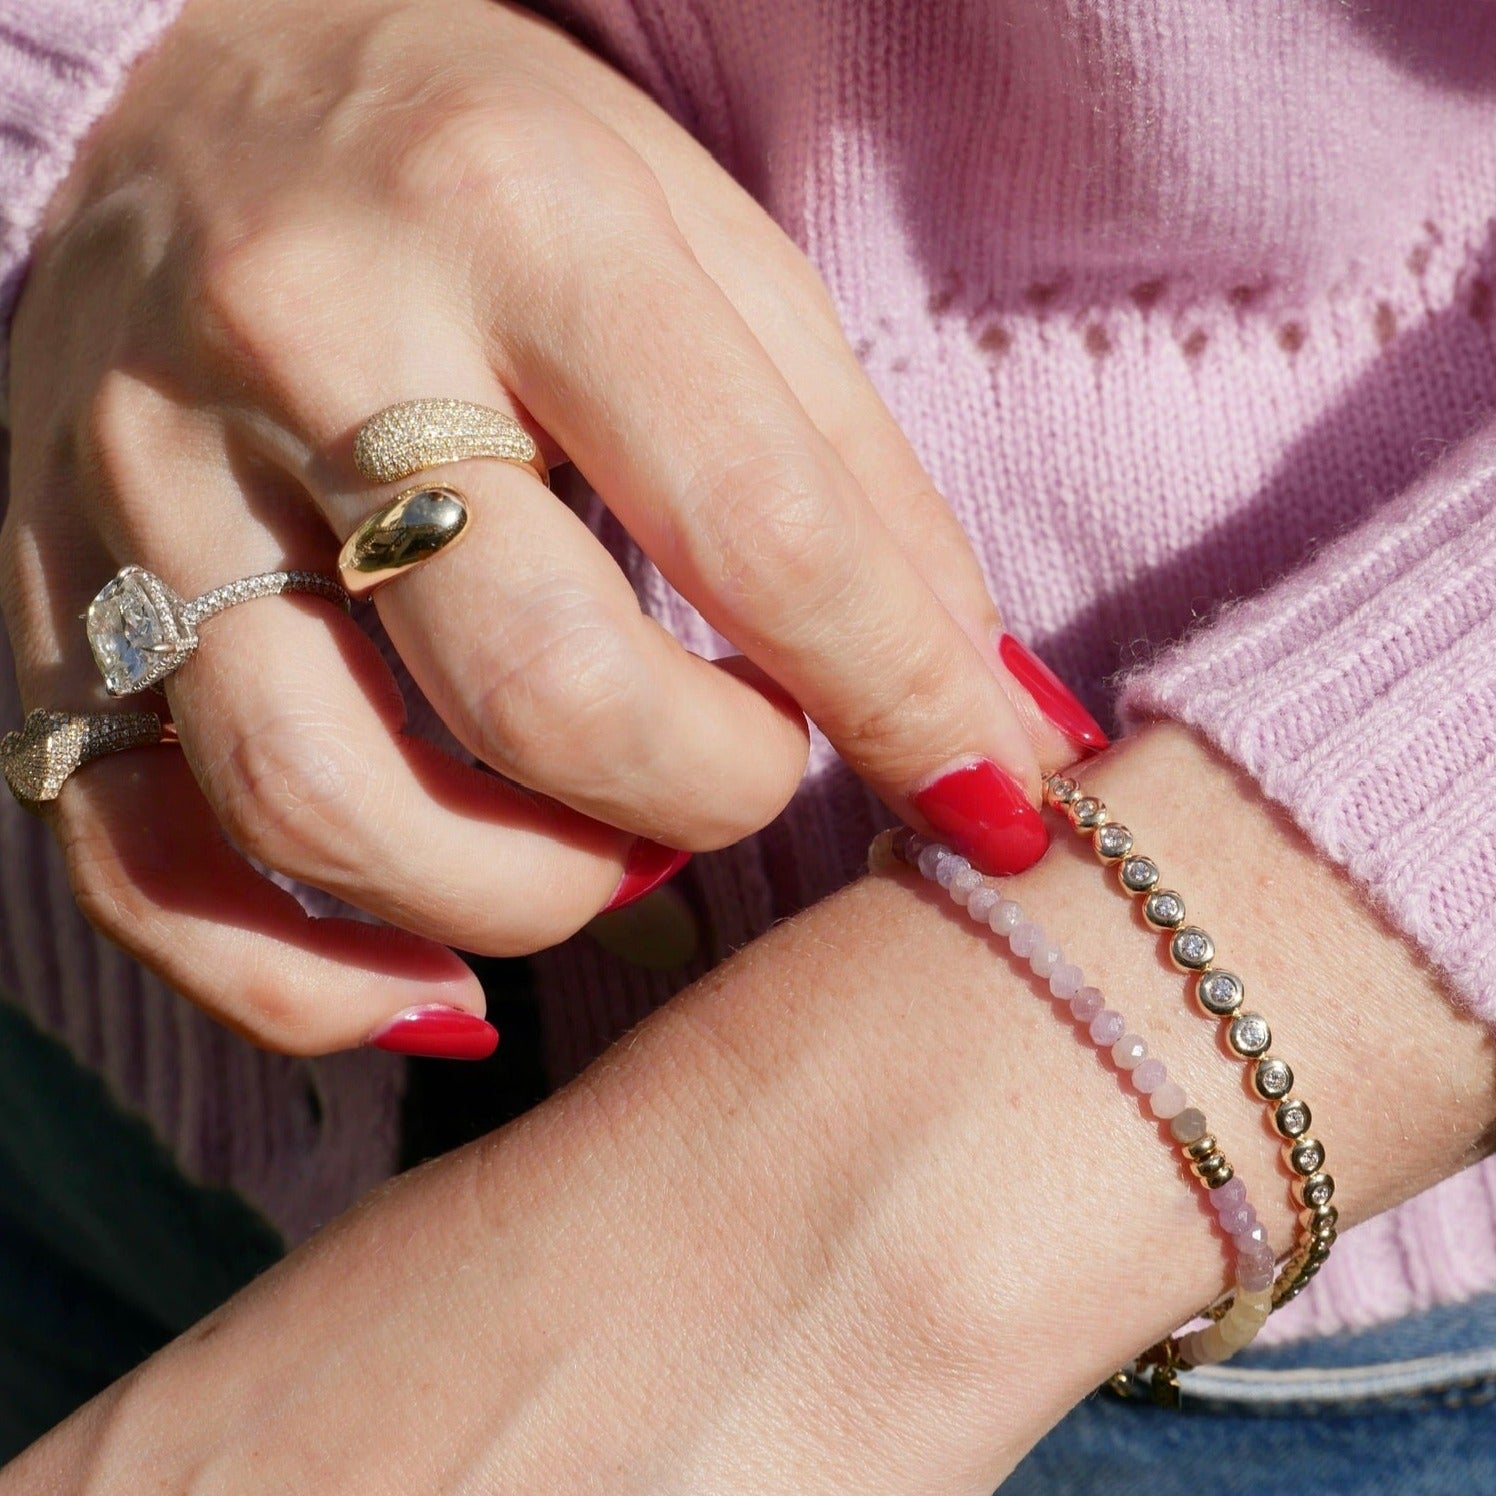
top-left (1, 708), bottom-right (167, 811)
top-left (339, 399), bottom-right (550, 597)
top-left (352, 399), bottom-right (549, 488)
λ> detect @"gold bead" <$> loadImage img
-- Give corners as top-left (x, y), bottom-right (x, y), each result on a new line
top-left (1191, 1151), bottom-right (1229, 1181)
top-left (1199, 1161), bottom-right (1234, 1190)
top-left (1273, 1097), bottom-right (1312, 1138)
top-left (1182, 1134), bottom-right (1219, 1162)
top-left (866, 829), bottom-right (897, 874)
top-left (1046, 775), bottom-right (1078, 806)
top-left (1295, 1170), bottom-right (1335, 1209)
top-left (1289, 1136), bottom-right (1326, 1176)
top-left (1069, 795), bottom-right (1107, 830)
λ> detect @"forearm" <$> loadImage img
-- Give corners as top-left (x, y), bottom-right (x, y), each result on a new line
top-left (10, 724), bottom-right (1491, 1493)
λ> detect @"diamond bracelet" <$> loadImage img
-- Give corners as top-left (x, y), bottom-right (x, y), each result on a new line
top-left (1042, 774), bottom-right (1338, 1310)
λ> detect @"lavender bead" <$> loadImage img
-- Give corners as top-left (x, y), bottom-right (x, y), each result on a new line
top-left (1089, 1009), bottom-right (1126, 1047)
top-left (949, 867), bottom-right (984, 904)
top-left (1009, 922), bottom-right (1042, 958)
top-left (1210, 1178), bottom-right (1248, 1215)
top-left (917, 845), bottom-right (944, 880)
top-left (1112, 1034), bottom-right (1148, 1070)
top-left (1235, 1222), bottom-right (1271, 1252)
top-left (1049, 963), bottom-right (1084, 1000)
top-left (1130, 1057), bottom-right (1167, 1094)
top-left (966, 886), bottom-right (999, 922)
top-left (989, 899), bottom-right (1023, 936)
top-left (934, 852), bottom-right (969, 888)
top-left (1069, 987), bottom-right (1104, 1023)
top-left (1236, 1241), bottom-right (1277, 1294)
top-left (1148, 1080), bottom-right (1188, 1120)
top-left (1219, 1202), bottom-right (1257, 1236)
top-left (1029, 941), bottom-right (1062, 978)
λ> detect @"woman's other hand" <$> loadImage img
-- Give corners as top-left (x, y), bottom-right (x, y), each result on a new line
top-left (0, 0), bottom-right (1099, 1054)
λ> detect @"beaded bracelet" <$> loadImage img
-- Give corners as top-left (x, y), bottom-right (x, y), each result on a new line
top-left (1040, 774), bottom-right (1338, 1308)
top-left (872, 826), bottom-right (1277, 1405)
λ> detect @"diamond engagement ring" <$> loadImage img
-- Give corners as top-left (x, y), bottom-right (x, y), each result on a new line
top-left (86, 565), bottom-right (350, 696)
top-left (1, 708), bottom-right (166, 810)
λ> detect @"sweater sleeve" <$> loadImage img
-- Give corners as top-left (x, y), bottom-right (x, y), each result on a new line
top-left (0, 0), bottom-right (187, 402)
top-left (1116, 419), bottom-right (1496, 1029)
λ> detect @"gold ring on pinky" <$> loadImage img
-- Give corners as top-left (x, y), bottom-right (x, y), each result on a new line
top-left (1, 708), bottom-right (168, 812)
top-left (338, 484), bottom-right (471, 599)
top-left (353, 399), bottom-right (549, 488)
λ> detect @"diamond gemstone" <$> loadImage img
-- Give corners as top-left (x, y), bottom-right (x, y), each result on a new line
top-left (1229, 1012), bottom-right (1272, 1056)
top-left (1275, 1098), bottom-right (1311, 1138)
top-left (87, 571), bottom-right (181, 694)
top-left (1254, 1056), bottom-right (1294, 1099)
top-left (1144, 890), bottom-right (1185, 928)
top-left (1290, 1137), bottom-right (1326, 1175)
top-left (1301, 1172), bottom-right (1335, 1208)
top-left (1170, 926), bottom-right (1215, 969)
top-left (1094, 823), bottom-right (1132, 860)
top-left (1197, 970), bottom-right (1244, 1015)
top-left (1119, 856), bottom-right (1159, 893)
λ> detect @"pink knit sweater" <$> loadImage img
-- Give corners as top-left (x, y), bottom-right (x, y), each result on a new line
top-left (2, 0), bottom-right (1495, 1349)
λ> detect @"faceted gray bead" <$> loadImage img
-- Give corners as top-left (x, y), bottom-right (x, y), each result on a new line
top-left (1196, 970), bottom-right (1244, 1016)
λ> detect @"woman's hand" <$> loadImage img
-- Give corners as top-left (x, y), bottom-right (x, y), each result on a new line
top-left (1, 0), bottom-right (1090, 1054)
top-left (7, 725), bottom-right (1487, 1493)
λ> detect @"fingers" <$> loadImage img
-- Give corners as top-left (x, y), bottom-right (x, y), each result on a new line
top-left (511, 35), bottom-right (1107, 768)
top-left (315, 436), bottom-right (811, 849)
top-left (45, 746), bottom-right (490, 1057)
top-left (484, 231), bottom-right (1051, 872)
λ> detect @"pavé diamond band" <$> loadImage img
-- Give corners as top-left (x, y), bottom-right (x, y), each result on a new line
top-left (86, 565), bottom-right (349, 697)
top-left (352, 399), bottom-right (548, 488)
top-left (1, 707), bottom-right (166, 810)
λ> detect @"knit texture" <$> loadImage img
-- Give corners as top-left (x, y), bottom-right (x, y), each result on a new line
top-left (0, 0), bottom-right (188, 403)
top-left (2, 0), bottom-right (1495, 1342)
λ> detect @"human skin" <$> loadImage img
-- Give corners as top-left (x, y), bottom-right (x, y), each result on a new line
top-left (0, 0), bottom-right (1093, 1055)
top-left (6, 723), bottom-right (1489, 1493)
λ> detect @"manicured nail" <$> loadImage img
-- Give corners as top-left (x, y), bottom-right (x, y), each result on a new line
top-left (911, 759), bottom-right (1050, 875)
top-left (997, 633), bottom-right (1109, 753)
top-left (603, 839), bottom-right (692, 913)
top-left (366, 1005), bottom-right (498, 1061)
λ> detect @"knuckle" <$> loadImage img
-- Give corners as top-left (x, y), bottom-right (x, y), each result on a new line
top-left (468, 587), bottom-right (648, 775)
top-left (692, 450), bottom-right (863, 625)
top-left (205, 714), bottom-right (372, 878)
top-left (189, 222), bottom-right (332, 383)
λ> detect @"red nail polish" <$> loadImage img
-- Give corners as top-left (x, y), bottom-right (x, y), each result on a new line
top-left (602, 839), bottom-right (692, 913)
top-left (997, 633), bottom-right (1109, 753)
top-left (366, 1005), bottom-right (498, 1061)
top-left (912, 760), bottom-right (1049, 875)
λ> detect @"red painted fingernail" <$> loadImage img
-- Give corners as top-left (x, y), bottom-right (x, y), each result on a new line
top-left (603, 839), bottom-right (692, 913)
top-left (366, 1005), bottom-right (498, 1061)
top-left (997, 633), bottom-right (1109, 753)
top-left (911, 760), bottom-right (1050, 875)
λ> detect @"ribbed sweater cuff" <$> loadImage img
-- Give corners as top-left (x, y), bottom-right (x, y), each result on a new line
top-left (0, 0), bottom-right (186, 403)
top-left (1117, 423), bottom-right (1496, 1029)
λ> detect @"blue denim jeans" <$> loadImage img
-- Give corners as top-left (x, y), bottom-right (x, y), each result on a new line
top-left (3, 997), bottom-right (1494, 1482)
top-left (1000, 1279), bottom-right (1496, 1493)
